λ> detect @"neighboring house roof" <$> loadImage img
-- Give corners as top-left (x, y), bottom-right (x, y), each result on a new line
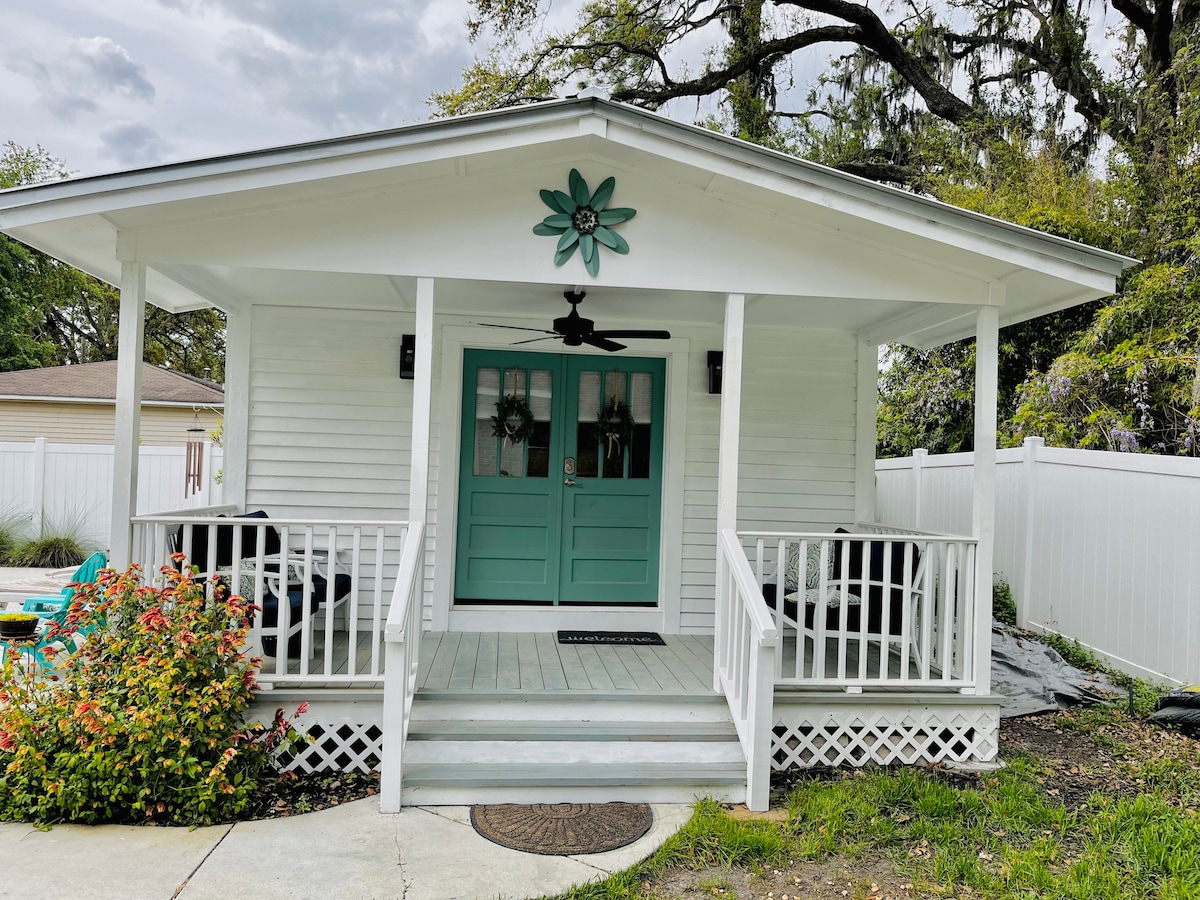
top-left (0, 362), bottom-right (224, 407)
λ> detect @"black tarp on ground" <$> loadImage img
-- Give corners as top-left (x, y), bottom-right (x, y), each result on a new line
top-left (990, 625), bottom-right (1120, 718)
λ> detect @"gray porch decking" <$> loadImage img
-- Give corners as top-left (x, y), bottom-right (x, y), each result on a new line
top-left (261, 629), bottom-right (930, 689)
top-left (416, 632), bottom-right (717, 695)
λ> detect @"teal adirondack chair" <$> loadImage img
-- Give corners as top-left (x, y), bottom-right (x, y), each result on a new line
top-left (1, 552), bottom-right (107, 670)
top-left (21, 551), bottom-right (107, 615)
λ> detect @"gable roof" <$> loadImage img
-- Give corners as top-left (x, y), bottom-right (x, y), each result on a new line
top-left (0, 362), bottom-right (224, 406)
top-left (0, 97), bottom-right (1136, 347)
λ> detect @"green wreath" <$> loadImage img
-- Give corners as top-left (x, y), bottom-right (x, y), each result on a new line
top-left (491, 394), bottom-right (536, 445)
top-left (597, 396), bottom-right (636, 458)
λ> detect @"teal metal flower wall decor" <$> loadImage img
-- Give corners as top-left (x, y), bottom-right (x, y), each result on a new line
top-left (533, 169), bottom-right (636, 277)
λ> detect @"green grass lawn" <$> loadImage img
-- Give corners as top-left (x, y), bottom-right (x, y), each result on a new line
top-left (543, 705), bottom-right (1200, 900)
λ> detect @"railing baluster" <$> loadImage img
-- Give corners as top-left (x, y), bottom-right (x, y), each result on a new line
top-left (836, 537), bottom-right (850, 681)
top-left (299, 528), bottom-right (315, 675)
top-left (323, 525), bottom-right (337, 676)
top-left (900, 541), bottom-right (914, 680)
top-left (877, 540), bottom-right (894, 681)
top-left (814, 541), bottom-right (829, 680)
top-left (277, 525), bottom-right (290, 678)
top-left (372, 526), bottom-right (385, 677)
top-left (348, 526), bottom-right (361, 677)
top-left (792, 539), bottom-right (803, 680)
top-left (940, 542), bottom-right (956, 681)
top-left (920, 543), bottom-right (935, 680)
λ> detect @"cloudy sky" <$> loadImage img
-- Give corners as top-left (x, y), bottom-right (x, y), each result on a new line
top-left (0, 0), bottom-right (523, 177)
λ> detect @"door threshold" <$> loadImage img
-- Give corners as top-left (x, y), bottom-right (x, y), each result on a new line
top-left (447, 605), bottom-right (666, 634)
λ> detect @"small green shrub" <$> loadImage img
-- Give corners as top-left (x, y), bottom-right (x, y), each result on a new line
top-left (993, 577), bottom-right (1017, 626)
top-left (7, 535), bottom-right (89, 568)
top-left (0, 511), bottom-right (31, 565)
top-left (0, 561), bottom-right (304, 826)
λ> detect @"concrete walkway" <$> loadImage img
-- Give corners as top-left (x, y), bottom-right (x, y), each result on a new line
top-left (0, 800), bottom-right (692, 900)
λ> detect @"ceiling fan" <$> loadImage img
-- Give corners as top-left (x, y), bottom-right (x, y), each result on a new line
top-left (477, 290), bottom-right (670, 352)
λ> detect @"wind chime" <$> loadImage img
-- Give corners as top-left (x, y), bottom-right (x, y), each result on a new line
top-left (185, 412), bottom-right (205, 497)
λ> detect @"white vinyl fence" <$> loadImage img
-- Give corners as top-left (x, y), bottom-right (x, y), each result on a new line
top-left (877, 438), bottom-right (1200, 686)
top-left (0, 438), bottom-right (224, 552)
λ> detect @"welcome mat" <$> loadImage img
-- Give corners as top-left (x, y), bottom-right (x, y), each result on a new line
top-left (557, 630), bottom-right (666, 646)
top-left (471, 802), bottom-right (654, 855)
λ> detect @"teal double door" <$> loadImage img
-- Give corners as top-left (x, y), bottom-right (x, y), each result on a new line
top-left (455, 349), bottom-right (665, 605)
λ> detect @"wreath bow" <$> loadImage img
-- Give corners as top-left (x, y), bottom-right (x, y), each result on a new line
top-left (597, 396), bottom-right (636, 458)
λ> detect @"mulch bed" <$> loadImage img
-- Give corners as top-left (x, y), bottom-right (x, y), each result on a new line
top-left (236, 770), bottom-right (380, 821)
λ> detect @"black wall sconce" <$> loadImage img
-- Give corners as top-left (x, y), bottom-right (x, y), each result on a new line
top-left (707, 350), bottom-right (723, 395)
top-left (399, 334), bottom-right (416, 380)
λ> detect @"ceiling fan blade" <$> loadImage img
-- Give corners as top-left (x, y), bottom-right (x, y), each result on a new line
top-left (582, 334), bottom-right (626, 352)
top-left (510, 335), bottom-right (564, 345)
top-left (592, 329), bottom-right (672, 340)
top-left (474, 323), bottom-right (560, 335)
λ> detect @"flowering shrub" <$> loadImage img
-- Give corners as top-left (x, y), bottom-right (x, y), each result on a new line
top-left (0, 561), bottom-right (305, 825)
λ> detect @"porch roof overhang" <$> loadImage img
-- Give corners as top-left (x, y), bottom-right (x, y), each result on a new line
top-left (0, 97), bottom-right (1136, 348)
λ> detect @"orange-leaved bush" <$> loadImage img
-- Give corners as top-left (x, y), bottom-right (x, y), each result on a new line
top-left (0, 561), bottom-right (305, 825)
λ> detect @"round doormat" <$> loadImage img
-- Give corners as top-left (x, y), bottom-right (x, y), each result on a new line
top-left (470, 802), bottom-right (654, 855)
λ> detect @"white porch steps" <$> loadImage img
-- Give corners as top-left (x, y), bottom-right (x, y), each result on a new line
top-left (402, 691), bottom-right (747, 805)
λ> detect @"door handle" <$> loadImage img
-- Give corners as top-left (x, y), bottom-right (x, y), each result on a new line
top-left (564, 479), bottom-right (577, 487)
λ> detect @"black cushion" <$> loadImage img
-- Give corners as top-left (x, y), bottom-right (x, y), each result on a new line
top-left (831, 527), bottom-right (921, 634)
top-left (173, 510), bottom-right (282, 571)
top-left (259, 572), bottom-right (352, 658)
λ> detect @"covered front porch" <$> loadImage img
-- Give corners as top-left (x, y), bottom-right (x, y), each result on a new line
top-left (0, 96), bottom-right (1129, 812)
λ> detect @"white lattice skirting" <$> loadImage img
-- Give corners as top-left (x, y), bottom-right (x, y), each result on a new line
top-left (276, 718), bottom-right (384, 774)
top-left (771, 704), bottom-right (1000, 769)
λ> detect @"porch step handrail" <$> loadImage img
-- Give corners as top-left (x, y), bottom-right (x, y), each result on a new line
top-left (380, 520), bottom-right (426, 814)
top-left (715, 528), bottom-right (777, 812)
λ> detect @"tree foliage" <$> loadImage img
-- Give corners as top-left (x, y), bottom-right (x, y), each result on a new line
top-left (440, 1), bottom-right (1200, 456)
top-left (0, 142), bottom-right (226, 380)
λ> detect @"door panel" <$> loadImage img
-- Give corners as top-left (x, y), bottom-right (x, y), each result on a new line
top-left (455, 349), bottom-right (664, 605)
top-left (455, 351), bottom-right (562, 602)
top-left (558, 356), bottom-right (664, 604)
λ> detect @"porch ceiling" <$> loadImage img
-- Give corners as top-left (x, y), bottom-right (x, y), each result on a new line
top-left (0, 97), bottom-right (1135, 347)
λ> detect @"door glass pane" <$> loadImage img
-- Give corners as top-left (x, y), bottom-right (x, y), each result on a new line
top-left (576, 370), bottom-right (601, 477)
top-left (630, 372), bottom-right (652, 479)
top-left (499, 368), bottom-right (527, 477)
top-left (527, 369), bottom-right (552, 478)
top-left (601, 370), bottom-right (628, 479)
top-left (473, 367), bottom-right (500, 477)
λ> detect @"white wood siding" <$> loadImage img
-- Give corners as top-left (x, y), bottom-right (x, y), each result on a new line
top-left (0, 401), bottom-right (220, 446)
top-left (245, 308), bottom-right (860, 634)
top-left (680, 326), bottom-right (858, 631)
top-left (245, 305), bottom-right (414, 519)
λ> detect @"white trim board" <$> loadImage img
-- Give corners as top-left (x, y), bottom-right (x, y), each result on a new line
top-left (432, 321), bottom-right (690, 634)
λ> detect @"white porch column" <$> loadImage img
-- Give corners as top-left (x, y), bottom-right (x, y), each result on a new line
top-left (714, 293), bottom-right (744, 690)
top-left (408, 277), bottom-right (435, 523)
top-left (971, 303), bottom-right (1000, 694)
top-left (110, 261), bottom-right (146, 569)
top-left (220, 307), bottom-right (252, 512)
top-left (854, 336), bottom-right (879, 525)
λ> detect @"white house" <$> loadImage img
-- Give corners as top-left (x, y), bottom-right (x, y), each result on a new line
top-left (0, 96), bottom-right (1134, 811)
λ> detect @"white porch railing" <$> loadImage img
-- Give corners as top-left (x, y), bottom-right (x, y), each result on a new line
top-left (130, 508), bottom-right (411, 685)
top-left (379, 521), bottom-right (427, 814)
top-left (715, 528), bottom-right (777, 812)
top-left (741, 529), bottom-right (977, 691)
